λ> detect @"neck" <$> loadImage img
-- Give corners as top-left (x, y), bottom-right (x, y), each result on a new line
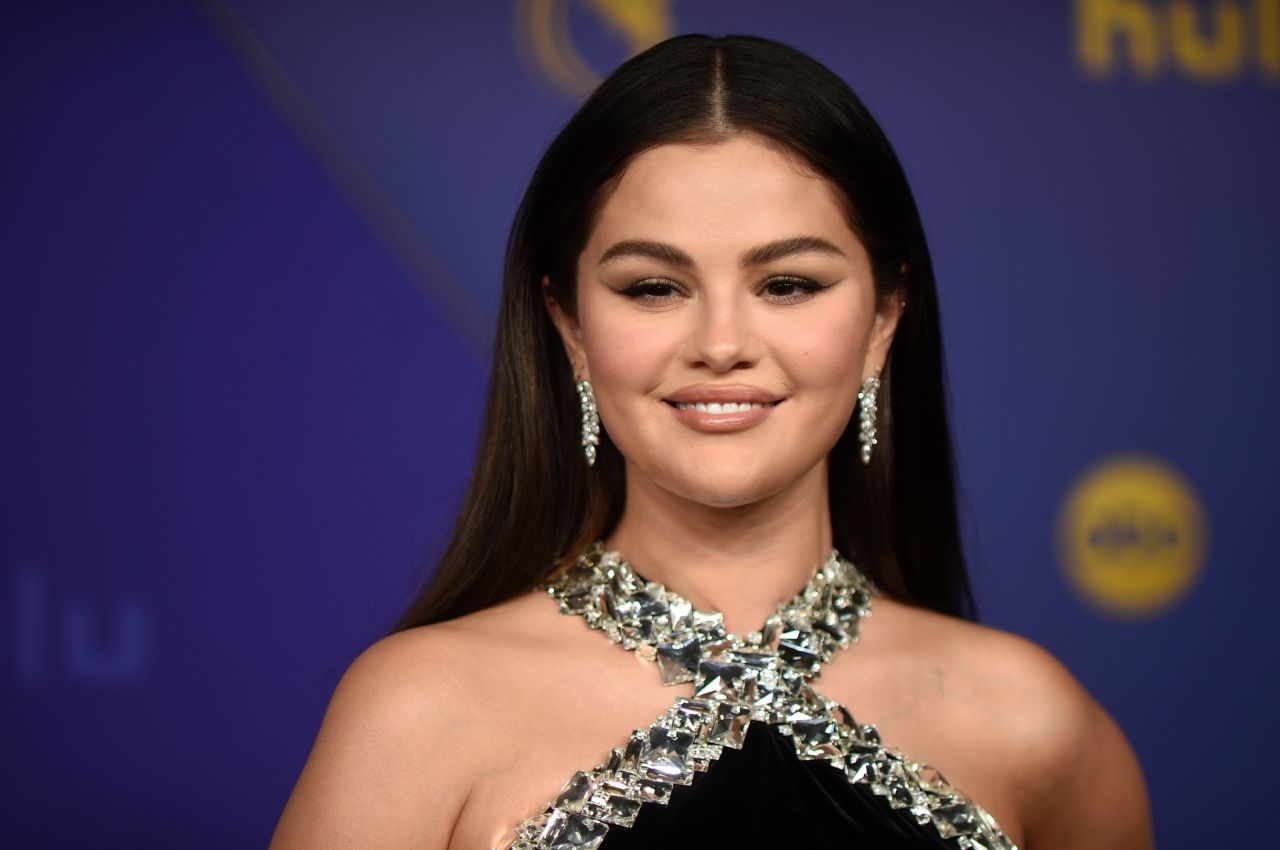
top-left (603, 460), bottom-right (833, 636)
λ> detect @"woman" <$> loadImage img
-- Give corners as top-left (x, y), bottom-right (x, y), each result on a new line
top-left (270, 34), bottom-right (1154, 850)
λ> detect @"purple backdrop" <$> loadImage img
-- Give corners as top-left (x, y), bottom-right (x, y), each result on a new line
top-left (5, 1), bottom-right (1278, 847)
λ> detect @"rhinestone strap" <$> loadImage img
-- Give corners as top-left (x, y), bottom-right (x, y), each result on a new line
top-left (498, 543), bottom-right (1018, 850)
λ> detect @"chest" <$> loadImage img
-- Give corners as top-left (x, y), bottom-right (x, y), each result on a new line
top-left (814, 646), bottom-right (1027, 847)
top-left (447, 646), bottom-right (1025, 850)
top-left (447, 649), bottom-right (692, 849)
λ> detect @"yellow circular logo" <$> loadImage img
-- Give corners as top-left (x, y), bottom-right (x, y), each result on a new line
top-left (1055, 453), bottom-right (1208, 619)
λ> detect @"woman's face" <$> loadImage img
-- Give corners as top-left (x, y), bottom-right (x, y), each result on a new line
top-left (545, 132), bottom-right (903, 508)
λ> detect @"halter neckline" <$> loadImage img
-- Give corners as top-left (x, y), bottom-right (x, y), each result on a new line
top-left (545, 539), bottom-right (879, 685)
top-left (508, 540), bottom-right (1019, 850)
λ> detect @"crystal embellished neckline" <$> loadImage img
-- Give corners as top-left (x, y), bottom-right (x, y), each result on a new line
top-left (499, 541), bottom-right (1019, 850)
top-left (545, 540), bottom-right (878, 684)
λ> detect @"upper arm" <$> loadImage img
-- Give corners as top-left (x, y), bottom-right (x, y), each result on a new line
top-left (269, 628), bottom-right (472, 850)
top-left (994, 635), bottom-right (1155, 850)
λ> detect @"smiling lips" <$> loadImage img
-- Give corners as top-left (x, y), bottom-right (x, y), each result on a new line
top-left (663, 384), bottom-right (784, 433)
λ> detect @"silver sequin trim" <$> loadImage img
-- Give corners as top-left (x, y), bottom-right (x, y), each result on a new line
top-left (497, 543), bottom-right (1018, 850)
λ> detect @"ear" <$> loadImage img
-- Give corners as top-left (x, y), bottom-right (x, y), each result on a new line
top-left (865, 270), bottom-right (907, 377)
top-left (542, 275), bottom-right (588, 378)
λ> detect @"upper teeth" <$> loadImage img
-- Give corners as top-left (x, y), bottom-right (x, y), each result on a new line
top-left (674, 401), bottom-right (768, 413)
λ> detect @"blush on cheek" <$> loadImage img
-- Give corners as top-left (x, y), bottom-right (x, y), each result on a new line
top-left (587, 329), bottom-right (667, 386)
top-left (580, 316), bottom-right (679, 443)
top-left (777, 316), bottom-right (867, 390)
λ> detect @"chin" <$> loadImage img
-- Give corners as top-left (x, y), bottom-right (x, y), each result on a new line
top-left (657, 469), bottom-right (786, 509)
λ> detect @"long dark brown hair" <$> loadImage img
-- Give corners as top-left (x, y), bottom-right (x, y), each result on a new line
top-left (392, 33), bottom-right (976, 631)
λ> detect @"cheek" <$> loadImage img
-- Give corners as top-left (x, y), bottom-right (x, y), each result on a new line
top-left (579, 305), bottom-right (675, 399)
top-left (774, 302), bottom-right (869, 391)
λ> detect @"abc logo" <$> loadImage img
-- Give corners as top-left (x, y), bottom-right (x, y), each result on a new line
top-left (1055, 453), bottom-right (1208, 619)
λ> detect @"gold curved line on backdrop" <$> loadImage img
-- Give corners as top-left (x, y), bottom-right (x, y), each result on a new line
top-left (543, 0), bottom-right (598, 96)
top-left (586, 0), bottom-right (675, 49)
top-left (514, 0), bottom-right (675, 99)
top-left (196, 0), bottom-right (493, 362)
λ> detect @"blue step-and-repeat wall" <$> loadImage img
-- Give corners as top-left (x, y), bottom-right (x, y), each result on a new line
top-left (5, 1), bottom-right (1277, 847)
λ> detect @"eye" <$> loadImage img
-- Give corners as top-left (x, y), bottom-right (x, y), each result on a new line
top-left (761, 276), bottom-right (823, 304)
top-left (620, 276), bottom-right (826, 306)
top-left (621, 279), bottom-right (683, 303)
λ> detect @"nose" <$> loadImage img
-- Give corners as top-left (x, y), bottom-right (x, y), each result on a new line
top-left (686, 286), bottom-right (759, 373)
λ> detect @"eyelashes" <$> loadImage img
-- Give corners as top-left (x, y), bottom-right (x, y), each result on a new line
top-left (620, 276), bottom-right (827, 306)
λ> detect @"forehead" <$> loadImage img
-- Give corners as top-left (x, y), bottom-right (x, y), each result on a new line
top-left (587, 134), bottom-right (857, 254)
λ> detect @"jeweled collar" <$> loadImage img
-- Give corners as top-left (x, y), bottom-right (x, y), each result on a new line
top-left (513, 542), bottom-right (1021, 850)
top-left (545, 540), bottom-right (878, 686)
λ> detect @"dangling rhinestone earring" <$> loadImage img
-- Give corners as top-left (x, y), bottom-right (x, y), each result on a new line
top-left (857, 372), bottom-right (881, 465)
top-left (576, 374), bottom-right (600, 467)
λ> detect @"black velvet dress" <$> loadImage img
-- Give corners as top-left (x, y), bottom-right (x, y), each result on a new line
top-left (499, 544), bottom-right (1017, 850)
top-left (597, 722), bottom-right (966, 848)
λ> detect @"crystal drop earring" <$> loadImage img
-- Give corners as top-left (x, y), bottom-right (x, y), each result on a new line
top-left (576, 373), bottom-right (600, 467)
top-left (857, 372), bottom-right (881, 465)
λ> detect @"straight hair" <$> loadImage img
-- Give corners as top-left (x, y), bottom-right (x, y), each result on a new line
top-left (392, 33), bottom-right (976, 632)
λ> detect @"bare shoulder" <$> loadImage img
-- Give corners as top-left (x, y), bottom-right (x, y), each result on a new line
top-left (269, 591), bottom-right (562, 850)
top-left (876, 599), bottom-right (1155, 849)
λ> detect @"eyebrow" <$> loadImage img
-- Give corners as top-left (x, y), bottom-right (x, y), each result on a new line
top-left (596, 235), bottom-right (847, 270)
